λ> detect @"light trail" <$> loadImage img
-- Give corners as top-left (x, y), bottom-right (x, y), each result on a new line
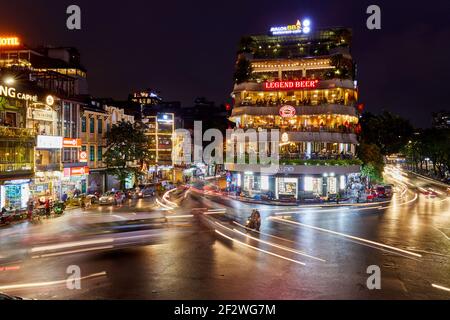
top-left (31, 238), bottom-right (114, 253)
top-left (270, 217), bottom-right (422, 258)
top-left (214, 230), bottom-right (306, 266)
top-left (232, 229), bottom-right (325, 262)
top-left (32, 246), bottom-right (114, 258)
top-left (0, 271), bottom-right (107, 291)
top-left (432, 284), bottom-right (450, 293)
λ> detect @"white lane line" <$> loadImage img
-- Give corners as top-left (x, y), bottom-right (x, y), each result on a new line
top-left (215, 230), bottom-right (305, 266)
top-left (270, 217), bottom-right (422, 258)
top-left (32, 246), bottom-right (114, 258)
top-left (232, 221), bottom-right (296, 244)
top-left (166, 215), bottom-right (194, 219)
top-left (232, 228), bottom-right (326, 262)
top-left (0, 271), bottom-right (107, 291)
top-left (432, 284), bottom-right (450, 293)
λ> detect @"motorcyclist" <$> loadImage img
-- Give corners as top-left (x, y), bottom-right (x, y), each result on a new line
top-left (247, 209), bottom-right (261, 231)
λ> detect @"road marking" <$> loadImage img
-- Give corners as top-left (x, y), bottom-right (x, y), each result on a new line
top-left (432, 284), bottom-right (450, 292)
top-left (433, 227), bottom-right (450, 241)
top-left (215, 230), bottom-right (305, 266)
top-left (270, 217), bottom-right (422, 258)
top-left (0, 271), bottom-right (107, 291)
top-left (112, 215), bottom-right (127, 220)
top-left (233, 228), bottom-right (325, 262)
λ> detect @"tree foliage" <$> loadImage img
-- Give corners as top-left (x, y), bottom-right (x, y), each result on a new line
top-left (402, 128), bottom-right (450, 179)
top-left (104, 120), bottom-right (151, 189)
top-left (360, 111), bottom-right (414, 156)
top-left (233, 56), bottom-right (253, 84)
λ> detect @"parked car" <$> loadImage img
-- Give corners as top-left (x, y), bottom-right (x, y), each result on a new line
top-left (99, 191), bottom-right (118, 205)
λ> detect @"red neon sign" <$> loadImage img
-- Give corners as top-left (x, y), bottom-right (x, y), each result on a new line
top-left (264, 80), bottom-right (319, 90)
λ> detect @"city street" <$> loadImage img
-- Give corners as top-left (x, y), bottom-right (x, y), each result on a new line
top-left (0, 167), bottom-right (449, 300)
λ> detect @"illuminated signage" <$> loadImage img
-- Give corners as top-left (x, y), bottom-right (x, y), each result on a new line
top-left (270, 19), bottom-right (311, 35)
top-left (279, 105), bottom-right (296, 118)
top-left (64, 167), bottom-right (89, 177)
top-left (281, 133), bottom-right (290, 143)
top-left (63, 138), bottom-right (82, 148)
top-left (0, 85), bottom-right (38, 102)
top-left (0, 37), bottom-right (20, 46)
top-left (46, 95), bottom-right (55, 106)
top-left (264, 80), bottom-right (319, 90)
top-left (79, 150), bottom-right (88, 162)
top-left (36, 136), bottom-right (63, 149)
top-left (27, 108), bottom-right (54, 122)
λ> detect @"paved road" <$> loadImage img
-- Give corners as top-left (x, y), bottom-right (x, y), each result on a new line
top-left (0, 167), bottom-right (449, 300)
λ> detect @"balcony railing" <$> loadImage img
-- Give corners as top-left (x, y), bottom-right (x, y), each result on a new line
top-left (0, 162), bottom-right (34, 175)
top-left (0, 126), bottom-right (36, 140)
top-left (238, 124), bottom-right (357, 134)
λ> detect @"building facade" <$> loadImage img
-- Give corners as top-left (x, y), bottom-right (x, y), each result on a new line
top-left (226, 21), bottom-right (362, 201)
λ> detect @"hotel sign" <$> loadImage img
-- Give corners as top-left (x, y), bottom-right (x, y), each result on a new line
top-left (264, 80), bottom-right (319, 90)
top-left (0, 85), bottom-right (38, 102)
top-left (270, 19), bottom-right (311, 35)
top-left (0, 37), bottom-right (20, 46)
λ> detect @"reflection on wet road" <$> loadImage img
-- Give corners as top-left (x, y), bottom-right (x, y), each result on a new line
top-left (0, 167), bottom-right (449, 299)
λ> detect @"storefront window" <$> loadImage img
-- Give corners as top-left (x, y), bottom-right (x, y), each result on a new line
top-left (277, 177), bottom-right (298, 199)
top-left (304, 177), bottom-right (323, 195)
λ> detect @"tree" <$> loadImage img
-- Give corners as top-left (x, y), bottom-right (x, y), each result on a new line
top-left (104, 120), bottom-right (151, 190)
top-left (357, 142), bottom-right (384, 184)
top-left (360, 111), bottom-right (414, 155)
top-left (234, 56), bottom-right (253, 84)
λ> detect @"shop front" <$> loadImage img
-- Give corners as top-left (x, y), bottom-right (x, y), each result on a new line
top-left (62, 166), bottom-right (89, 196)
top-left (31, 171), bottom-right (62, 202)
top-left (0, 179), bottom-right (31, 210)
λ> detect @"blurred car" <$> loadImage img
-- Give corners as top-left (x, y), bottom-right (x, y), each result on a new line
top-left (99, 191), bottom-right (118, 205)
top-left (384, 184), bottom-right (394, 198)
top-left (137, 186), bottom-right (156, 198)
top-left (375, 186), bottom-right (387, 198)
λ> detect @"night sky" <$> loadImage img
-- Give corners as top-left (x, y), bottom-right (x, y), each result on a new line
top-left (1, 0), bottom-right (449, 127)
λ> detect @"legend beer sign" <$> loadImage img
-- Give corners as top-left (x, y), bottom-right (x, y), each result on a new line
top-left (264, 80), bottom-right (319, 90)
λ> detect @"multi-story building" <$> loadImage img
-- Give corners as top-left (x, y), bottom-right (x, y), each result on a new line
top-left (0, 35), bottom-right (89, 201)
top-left (226, 20), bottom-right (362, 201)
top-left (79, 99), bottom-right (135, 194)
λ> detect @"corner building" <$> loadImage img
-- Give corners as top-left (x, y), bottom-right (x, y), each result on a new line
top-left (226, 21), bottom-right (362, 201)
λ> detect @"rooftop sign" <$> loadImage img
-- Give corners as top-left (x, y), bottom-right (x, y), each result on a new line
top-left (270, 19), bottom-right (311, 36)
top-left (0, 37), bottom-right (20, 46)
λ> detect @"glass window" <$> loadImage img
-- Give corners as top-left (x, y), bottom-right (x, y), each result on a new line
top-left (81, 117), bottom-right (86, 132)
top-left (97, 146), bottom-right (103, 161)
top-left (90, 118), bottom-right (95, 133)
top-left (98, 119), bottom-right (103, 134)
top-left (90, 146), bottom-right (95, 161)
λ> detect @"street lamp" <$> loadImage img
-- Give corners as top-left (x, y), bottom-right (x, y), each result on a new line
top-left (4, 77), bottom-right (15, 85)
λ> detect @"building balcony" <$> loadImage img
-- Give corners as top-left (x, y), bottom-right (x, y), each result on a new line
top-left (0, 126), bottom-right (36, 141)
top-left (0, 162), bottom-right (34, 179)
top-left (231, 104), bottom-right (358, 118)
top-left (35, 163), bottom-right (63, 172)
top-left (225, 161), bottom-right (361, 176)
top-left (233, 79), bottom-right (355, 93)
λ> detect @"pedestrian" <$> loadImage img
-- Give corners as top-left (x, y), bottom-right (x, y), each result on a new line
top-left (27, 198), bottom-right (34, 221)
top-left (44, 199), bottom-right (51, 216)
top-left (62, 192), bottom-right (68, 203)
